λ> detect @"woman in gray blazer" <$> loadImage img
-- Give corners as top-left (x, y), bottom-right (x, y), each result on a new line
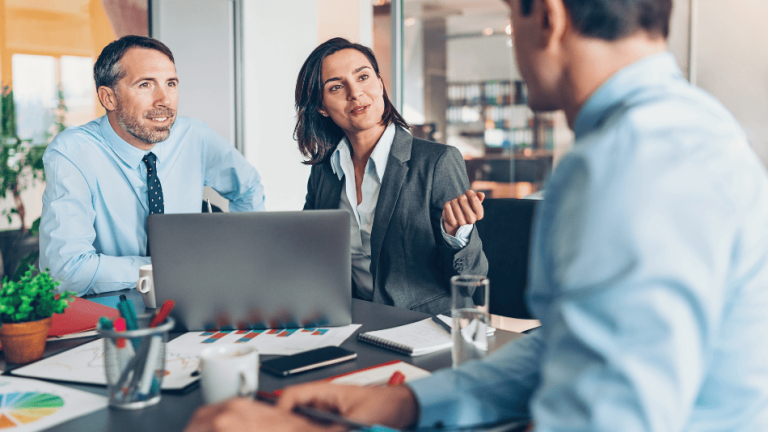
top-left (295, 38), bottom-right (488, 315)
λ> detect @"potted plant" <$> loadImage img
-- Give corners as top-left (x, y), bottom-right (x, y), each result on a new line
top-left (0, 265), bottom-right (75, 363)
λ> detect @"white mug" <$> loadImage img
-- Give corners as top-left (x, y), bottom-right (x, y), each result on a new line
top-left (136, 264), bottom-right (156, 309)
top-left (199, 345), bottom-right (259, 404)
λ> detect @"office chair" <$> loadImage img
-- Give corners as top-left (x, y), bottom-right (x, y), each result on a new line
top-left (474, 198), bottom-right (539, 319)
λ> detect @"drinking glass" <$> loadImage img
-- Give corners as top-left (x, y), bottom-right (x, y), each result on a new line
top-left (451, 275), bottom-right (490, 368)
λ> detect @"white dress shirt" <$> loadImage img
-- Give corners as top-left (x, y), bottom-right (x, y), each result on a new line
top-left (330, 124), bottom-right (473, 300)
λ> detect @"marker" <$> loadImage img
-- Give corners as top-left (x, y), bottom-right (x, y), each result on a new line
top-left (150, 299), bottom-right (175, 328)
top-left (99, 317), bottom-right (114, 331)
top-left (386, 371), bottom-right (406, 386)
top-left (113, 318), bottom-right (135, 370)
top-left (136, 336), bottom-right (163, 399)
top-left (118, 299), bottom-right (140, 350)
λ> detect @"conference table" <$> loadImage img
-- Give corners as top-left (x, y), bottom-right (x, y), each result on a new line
top-left (0, 289), bottom-right (524, 431)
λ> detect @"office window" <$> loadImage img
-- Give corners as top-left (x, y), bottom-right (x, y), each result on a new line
top-left (383, 0), bottom-right (573, 198)
top-left (0, 0), bottom-right (149, 140)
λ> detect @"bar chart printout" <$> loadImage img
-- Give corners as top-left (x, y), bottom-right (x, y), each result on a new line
top-left (171, 324), bottom-right (362, 355)
top-left (0, 376), bottom-right (106, 431)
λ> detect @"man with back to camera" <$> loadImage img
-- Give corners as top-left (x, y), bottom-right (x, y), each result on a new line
top-left (184, 0), bottom-right (768, 430)
top-left (40, 36), bottom-right (265, 296)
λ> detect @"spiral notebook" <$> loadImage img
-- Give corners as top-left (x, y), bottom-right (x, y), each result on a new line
top-left (357, 318), bottom-right (453, 356)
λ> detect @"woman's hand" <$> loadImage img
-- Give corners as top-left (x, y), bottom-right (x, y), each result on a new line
top-left (442, 190), bottom-right (486, 236)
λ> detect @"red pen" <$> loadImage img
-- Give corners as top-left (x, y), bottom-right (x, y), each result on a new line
top-left (387, 371), bottom-right (406, 386)
top-left (149, 300), bottom-right (175, 328)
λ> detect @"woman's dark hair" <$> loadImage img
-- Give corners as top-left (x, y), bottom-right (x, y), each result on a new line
top-left (94, 35), bottom-right (175, 90)
top-left (518, 0), bottom-right (672, 41)
top-left (294, 37), bottom-right (409, 165)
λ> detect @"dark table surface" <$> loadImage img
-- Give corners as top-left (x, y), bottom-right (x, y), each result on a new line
top-left (1, 290), bottom-right (523, 432)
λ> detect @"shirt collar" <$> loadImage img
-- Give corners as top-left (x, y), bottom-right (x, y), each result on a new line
top-left (330, 123), bottom-right (397, 182)
top-left (573, 52), bottom-right (683, 139)
top-left (98, 115), bottom-right (166, 170)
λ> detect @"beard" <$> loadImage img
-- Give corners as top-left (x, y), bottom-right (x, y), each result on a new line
top-left (114, 98), bottom-right (176, 145)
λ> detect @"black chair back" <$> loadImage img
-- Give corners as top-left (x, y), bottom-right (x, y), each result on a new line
top-left (475, 198), bottom-right (538, 319)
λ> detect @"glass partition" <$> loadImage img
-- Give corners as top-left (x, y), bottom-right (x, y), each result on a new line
top-left (396, 0), bottom-right (572, 198)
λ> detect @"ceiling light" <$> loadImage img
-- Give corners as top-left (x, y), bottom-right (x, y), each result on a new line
top-left (483, 28), bottom-right (494, 36)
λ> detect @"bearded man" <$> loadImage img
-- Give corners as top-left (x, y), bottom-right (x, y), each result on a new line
top-left (40, 36), bottom-right (265, 296)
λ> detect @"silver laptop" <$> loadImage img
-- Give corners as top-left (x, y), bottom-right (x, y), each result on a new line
top-left (147, 210), bottom-right (351, 331)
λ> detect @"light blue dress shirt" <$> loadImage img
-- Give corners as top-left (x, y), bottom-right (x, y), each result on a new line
top-left (409, 53), bottom-right (768, 431)
top-left (330, 124), bottom-right (473, 300)
top-left (40, 115), bottom-right (265, 296)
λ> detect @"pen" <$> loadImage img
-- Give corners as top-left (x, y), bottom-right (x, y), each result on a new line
top-left (206, 198), bottom-right (212, 213)
top-left (150, 299), bottom-right (175, 328)
top-left (430, 315), bottom-right (452, 334)
top-left (256, 394), bottom-right (372, 430)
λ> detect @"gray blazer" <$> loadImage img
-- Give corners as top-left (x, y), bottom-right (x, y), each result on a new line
top-left (304, 127), bottom-right (488, 315)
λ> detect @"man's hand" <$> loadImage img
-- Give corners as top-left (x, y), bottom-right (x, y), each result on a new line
top-left (277, 382), bottom-right (420, 430)
top-left (183, 398), bottom-right (335, 432)
top-left (443, 190), bottom-right (486, 237)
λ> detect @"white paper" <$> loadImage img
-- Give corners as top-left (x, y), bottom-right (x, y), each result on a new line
top-left (168, 324), bottom-right (362, 356)
top-left (0, 375), bottom-right (107, 431)
top-left (328, 361), bottom-right (431, 386)
top-left (11, 339), bottom-right (200, 390)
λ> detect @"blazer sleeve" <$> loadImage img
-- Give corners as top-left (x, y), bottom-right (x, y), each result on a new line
top-left (429, 146), bottom-right (488, 284)
top-left (303, 165), bottom-right (320, 210)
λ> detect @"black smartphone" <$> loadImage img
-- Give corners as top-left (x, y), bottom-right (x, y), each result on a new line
top-left (261, 346), bottom-right (357, 377)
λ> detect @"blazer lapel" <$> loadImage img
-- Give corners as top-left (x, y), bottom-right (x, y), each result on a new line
top-left (317, 160), bottom-right (343, 210)
top-left (369, 127), bottom-right (412, 276)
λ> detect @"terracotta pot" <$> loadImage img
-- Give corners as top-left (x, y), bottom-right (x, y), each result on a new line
top-left (0, 316), bottom-right (52, 364)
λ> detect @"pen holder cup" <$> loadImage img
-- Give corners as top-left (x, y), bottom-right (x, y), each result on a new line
top-left (96, 314), bottom-right (175, 410)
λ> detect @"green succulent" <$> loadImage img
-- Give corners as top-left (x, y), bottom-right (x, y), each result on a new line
top-left (0, 265), bottom-right (75, 326)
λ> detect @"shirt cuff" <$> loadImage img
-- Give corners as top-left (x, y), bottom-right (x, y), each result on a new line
top-left (440, 217), bottom-right (473, 249)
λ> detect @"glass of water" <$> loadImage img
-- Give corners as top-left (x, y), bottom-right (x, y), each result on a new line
top-left (451, 275), bottom-right (490, 368)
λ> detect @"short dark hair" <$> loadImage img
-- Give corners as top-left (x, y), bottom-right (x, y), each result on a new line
top-left (94, 35), bottom-right (175, 90)
top-left (294, 37), bottom-right (409, 165)
top-left (518, 0), bottom-right (672, 40)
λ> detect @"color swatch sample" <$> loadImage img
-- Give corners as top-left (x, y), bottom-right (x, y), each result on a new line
top-left (0, 377), bottom-right (106, 431)
top-left (0, 392), bottom-right (64, 428)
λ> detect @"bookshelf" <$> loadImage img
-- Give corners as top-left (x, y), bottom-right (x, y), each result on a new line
top-left (446, 80), bottom-right (555, 151)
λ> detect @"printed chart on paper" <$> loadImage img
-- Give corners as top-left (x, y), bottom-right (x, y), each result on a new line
top-left (10, 339), bottom-right (199, 390)
top-left (0, 376), bottom-right (106, 431)
top-left (169, 324), bottom-right (361, 355)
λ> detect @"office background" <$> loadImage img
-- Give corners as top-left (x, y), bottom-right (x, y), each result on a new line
top-left (0, 0), bottom-right (766, 233)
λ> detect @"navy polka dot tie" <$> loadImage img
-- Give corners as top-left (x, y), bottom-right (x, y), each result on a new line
top-left (143, 152), bottom-right (164, 255)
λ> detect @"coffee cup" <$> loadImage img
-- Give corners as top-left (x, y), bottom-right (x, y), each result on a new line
top-left (199, 344), bottom-right (259, 404)
top-left (136, 264), bottom-right (156, 309)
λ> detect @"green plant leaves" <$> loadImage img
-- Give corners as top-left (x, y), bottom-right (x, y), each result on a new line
top-left (0, 265), bottom-right (75, 325)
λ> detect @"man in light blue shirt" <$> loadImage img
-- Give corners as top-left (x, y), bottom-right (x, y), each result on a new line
top-left (40, 36), bottom-right (265, 296)
top-left (184, 0), bottom-right (768, 431)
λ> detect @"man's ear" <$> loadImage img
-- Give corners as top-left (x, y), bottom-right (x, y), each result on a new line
top-left (98, 86), bottom-right (117, 111)
top-left (539, 0), bottom-right (568, 48)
